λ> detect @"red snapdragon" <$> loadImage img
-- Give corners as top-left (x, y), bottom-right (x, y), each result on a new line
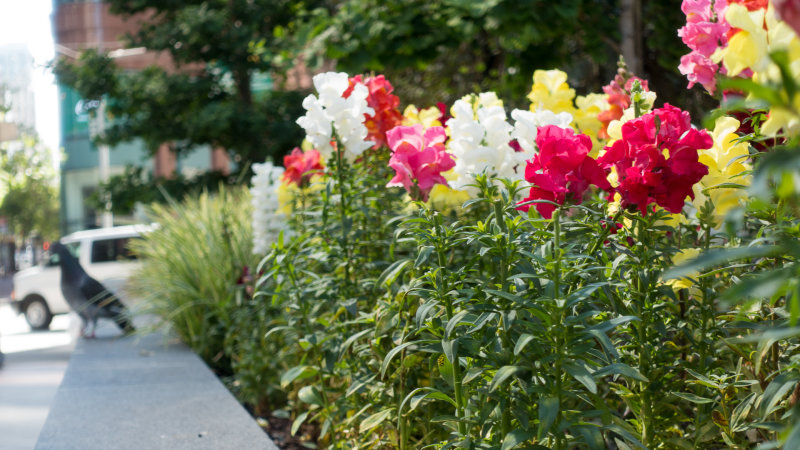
top-left (597, 104), bottom-right (712, 215)
top-left (344, 75), bottom-right (404, 149)
top-left (518, 125), bottom-right (611, 219)
top-left (774, 0), bottom-right (800, 37)
top-left (386, 124), bottom-right (455, 202)
top-left (282, 147), bottom-right (324, 187)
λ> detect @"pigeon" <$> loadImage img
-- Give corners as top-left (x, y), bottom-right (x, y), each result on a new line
top-left (50, 242), bottom-right (135, 338)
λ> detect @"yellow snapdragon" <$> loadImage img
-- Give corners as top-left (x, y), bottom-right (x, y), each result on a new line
top-left (666, 248), bottom-right (702, 294)
top-left (714, 3), bottom-right (800, 137)
top-left (693, 116), bottom-right (752, 224)
top-left (527, 69), bottom-right (576, 115)
top-left (402, 105), bottom-right (443, 129)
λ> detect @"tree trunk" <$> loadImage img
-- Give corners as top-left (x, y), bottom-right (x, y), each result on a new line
top-left (620, 0), bottom-right (643, 76)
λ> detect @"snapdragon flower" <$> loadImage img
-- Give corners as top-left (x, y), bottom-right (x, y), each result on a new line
top-left (510, 108), bottom-right (573, 155)
top-left (296, 72), bottom-right (375, 162)
top-left (693, 116), bottom-right (752, 224)
top-left (447, 99), bottom-right (518, 193)
top-left (251, 161), bottom-right (286, 254)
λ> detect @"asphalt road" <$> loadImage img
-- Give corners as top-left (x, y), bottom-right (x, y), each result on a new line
top-left (0, 275), bottom-right (76, 450)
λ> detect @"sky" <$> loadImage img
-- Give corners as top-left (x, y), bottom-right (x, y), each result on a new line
top-left (0, 0), bottom-right (59, 153)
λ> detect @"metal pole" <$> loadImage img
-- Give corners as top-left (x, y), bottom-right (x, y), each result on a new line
top-left (94, 0), bottom-right (113, 228)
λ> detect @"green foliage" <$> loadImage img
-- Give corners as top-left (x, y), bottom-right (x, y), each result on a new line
top-left (127, 186), bottom-right (259, 374)
top-left (300, 0), bottom-right (707, 114)
top-left (0, 134), bottom-right (59, 241)
top-left (52, 0), bottom-right (317, 164)
top-left (87, 165), bottom-right (241, 216)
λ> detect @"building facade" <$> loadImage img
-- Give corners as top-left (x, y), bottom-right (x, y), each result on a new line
top-left (52, 0), bottom-right (231, 234)
top-left (0, 44), bottom-right (36, 132)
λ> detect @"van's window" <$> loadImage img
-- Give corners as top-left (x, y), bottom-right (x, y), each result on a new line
top-left (66, 242), bottom-right (80, 258)
top-left (46, 253), bottom-right (59, 267)
top-left (47, 242), bottom-right (80, 266)
top-left (90, 238), bottom-right (138, 263)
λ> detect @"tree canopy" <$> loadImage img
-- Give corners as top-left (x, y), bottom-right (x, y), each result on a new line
top-left (53, 0), bottom-right (315, 164)
top-left (54, 0), bottom-right (713, 171)
top-left (0, 134), bottom-right (60, 242)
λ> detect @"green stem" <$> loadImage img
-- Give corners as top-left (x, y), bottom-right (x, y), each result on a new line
top-left (634, 216), bottom-right (653, 447)
top-left (397, 293), bottom-right (411, 450)
top-left (552, 209), bottom-right (566, 449)
top-left (434, 211), bottom-right (467, 437)
top-left (334, 147), bottom-right (352, 288)
top-left (699, 220), bottom-right (713, 371)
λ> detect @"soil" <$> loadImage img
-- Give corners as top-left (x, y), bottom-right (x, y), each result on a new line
top-left (257, 413), bottom-right (318, 449)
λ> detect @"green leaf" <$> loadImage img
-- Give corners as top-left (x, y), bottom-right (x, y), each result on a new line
top-left (338, 328), bottom-right (372, 360)
top-left (490, 365), bottom-right (527, 392)
top-left (502, 428), bottom-right (536, 450)
top-left (359, 408), bottom-right (393, 434)
top-left (663, 246), bottom-right (779, 280)
top-left (291, 411), bottom-right (310, 436)
top-left (760, 373), bottom-right (799, 418)
top-left (563, 361), bottom-right (597, 394)
top-left (671, 391), bottom-right (715, 404)
top-left (595, 363), bottom-right (648, 382)
top-left (514, 333), bottom-right (536, 355)
top-left (298, 385), bottom-right (323, 406)
top-left (380, 341), bottom-right (419, 378)
top-left (409, 389), bottom-right (457, 411)
top-left (377, 258), bottom-right (412, 287)
top-left (686, 369), bottom-right (721, 389)
top-left (731, 392), bottom-right (755, 432)
top-left (445, 310), bottom-right (473, 339)
top-left (537, 395), bottom-right (559, 440)
top-left (784, 418), bottom-right (800, 449)
top-left (722, 266), bottom-right (794, 303)
top-left (415, 246), bottom-right (434, 267)
top-left (586, 329), bottom-right (620, 361)
top-left (280, 365), bottom-right (318, 388)
top-left (587, 315), bottom-right (639, 333)
top-left (439, 354), bottom-right (455, 389)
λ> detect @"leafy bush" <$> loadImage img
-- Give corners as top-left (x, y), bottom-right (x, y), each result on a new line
top-left (128, 187), bottom-right (258, 374)
top-left (136, 7), bottom-right (800, 447)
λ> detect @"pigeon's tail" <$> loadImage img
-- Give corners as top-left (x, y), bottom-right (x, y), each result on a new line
top-left (115, 315), bottom-right (136, 335)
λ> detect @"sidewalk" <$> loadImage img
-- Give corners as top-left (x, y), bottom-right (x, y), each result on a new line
top-left (0, 275), bottom-right (75, 450)
top-left (35, 328), bottom-right (278, 449)
top-left (0, 341), bottom-right (73, 450)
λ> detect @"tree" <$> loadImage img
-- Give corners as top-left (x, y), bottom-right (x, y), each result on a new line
top-left (0, 134), bottom-right (60, 243)
top-left (53, 0), bottom-right (316, 165)
top-left (301, 0), bottom-right (715, 117)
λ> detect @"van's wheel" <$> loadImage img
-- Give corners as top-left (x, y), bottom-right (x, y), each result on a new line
top-left (24, 297), bottom-right (53, 331)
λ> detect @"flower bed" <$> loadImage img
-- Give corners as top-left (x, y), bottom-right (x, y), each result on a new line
top-left (135, 2), bottom-right (800, 448)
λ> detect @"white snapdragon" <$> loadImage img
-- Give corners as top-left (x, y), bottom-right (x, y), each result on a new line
top-left (251, 161), bottom-right (286, 255)
top-left (296, 72), bottom-right (375, 162)
top-left (510, 108), bottom-right (574, 155)
top-left (447, 99), bottom-right (519, 193)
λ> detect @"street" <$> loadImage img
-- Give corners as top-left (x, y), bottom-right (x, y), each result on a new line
top-left (0, 275), bottom-right (76, 450)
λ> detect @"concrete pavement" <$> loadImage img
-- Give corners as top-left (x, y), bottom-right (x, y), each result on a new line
top-left (0, 303), bottom-right (75, 450)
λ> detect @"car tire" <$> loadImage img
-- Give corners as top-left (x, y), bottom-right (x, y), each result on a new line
top-left (24, 296), bottom-right (53, 331)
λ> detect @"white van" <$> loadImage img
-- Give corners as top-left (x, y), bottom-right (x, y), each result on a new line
top-left (10, 224), bottom-right (151, 330)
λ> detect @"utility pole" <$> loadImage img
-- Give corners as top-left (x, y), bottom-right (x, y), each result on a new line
top-left (94, 0), bottom-right (113, 228)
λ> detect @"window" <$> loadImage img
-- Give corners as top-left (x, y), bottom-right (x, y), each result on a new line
top-left (90, 238), bottom-right (138, 263)
top-left (47, 242), bottom-right (80, 267)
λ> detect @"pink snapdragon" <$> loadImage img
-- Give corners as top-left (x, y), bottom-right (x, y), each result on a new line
top-left (679, 53), bottom-right (719, 93)
top-left (682, 0), bottom-right (714, 22)
top-left (677, 0), bottom-right (731, 93)
top-left (386, 124), bottom-right (455, 202)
